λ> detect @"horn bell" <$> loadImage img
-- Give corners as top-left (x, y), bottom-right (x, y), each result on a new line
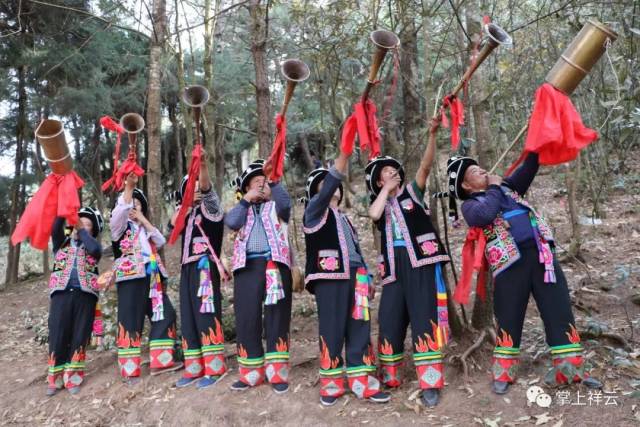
top-left (485, 23), bottom-right (512, 47)
top-left (119, 113), bottom-right (145, 134)
top-left (370, 29), bottom-right (400, 50)
top-left (182, 85), bottom-right (210, 109)
top-left (281, 59), bottom-right (310, 83)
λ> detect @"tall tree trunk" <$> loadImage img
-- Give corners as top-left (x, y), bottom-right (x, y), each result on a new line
top-left (465, 0), bottom-right (495, 330)
top-left (174, 0), bottom-right (193, 156)
top-left (249, 0), bottom-right (272, 158)
top-left (204, 0), bottom-right (225, 194)
top-left (398, 2), bottom-right (421, 176)
top-left (168, 102), bottom-right (184, 186)
top-left (5, 63), bottom-right (28, 288)
top-left (146, 0), bottom-right (167, 225)
top-left (566, 157), bottom-right (582, 258)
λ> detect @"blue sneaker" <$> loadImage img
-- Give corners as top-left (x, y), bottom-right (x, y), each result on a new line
top-left (196, 376), bottom-right (219, 389)
top-left (176, 377), bottom-right (198, 388)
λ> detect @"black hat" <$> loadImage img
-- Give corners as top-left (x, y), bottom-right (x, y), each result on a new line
top-left (305, 168), bottom-right (344, 205)
top-left (439, 155), bottom-right (478, 223)
top-left (446, 156), bottom-right (478, 200)
top-left (236, 159), bottom-right (265, 194)
top-left (132, 188), bottom-right (148, 215)
top-left (175, 175), bottom-right (189, 204)
top-left (364, 156), bottom-right (405, 198)
top-left (78, 207), bottom-right (104, 237)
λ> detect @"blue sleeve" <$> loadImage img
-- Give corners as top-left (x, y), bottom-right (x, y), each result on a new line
top-left (503, 152), bottom-right (539, 196)
top-left (304, 169), bottom-right (343, 228)
top-left (270, 182), bottom-right (291, 223)
top-left (77, 229), bottom-right (102, 261)
top-left (51, 217), bottom-right (67, 253)
top-left (460, 185), bottom-right (504, 227)
top-left (224, 199), bottom-right (250, 230)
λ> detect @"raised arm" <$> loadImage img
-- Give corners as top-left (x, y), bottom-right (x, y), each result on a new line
top-left (110, 195), bottom-right (133, 241)
top-left (51, 217), bottom-right (68, 253)
top-left (415, 118), bottom-right (440, 191)
top-left (460, 185), bottom-right (504, 227)
top-left (224, 200), bottom-right (250, 230)
top-left (503, 152), bottom-right (539, 196)
top-left (305, 168), bottom-right (343, 228)
top-left (270, 182), bottom-right (291, 223)
top-left (77, 229), bottom-right (102, 260)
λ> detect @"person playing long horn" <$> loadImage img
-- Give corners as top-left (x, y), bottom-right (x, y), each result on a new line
top-left (303, 144), bottom-right (391, 406)
top-left (46, 207), bottom-right (104, 396)
top-left (445, 152), bottom-right (602, 394)
top-left (170, 151), bottom-right (228, 390)
top-left (110, 173), bottom-right (181, 385)
top-left (224, 159), bottom-right (293, 394)
top-left (366, 117), bottom-right (450, 408)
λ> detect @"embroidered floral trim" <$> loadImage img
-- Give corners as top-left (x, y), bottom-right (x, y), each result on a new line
top-left (49, 245), bottom-right (99, 295)
top-left (304, 208), bottom-right (351, 284)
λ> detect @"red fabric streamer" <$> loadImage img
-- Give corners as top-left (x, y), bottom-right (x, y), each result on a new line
top-left (340, 100), bottom-right (381, 160)
top-left (441, 95), bottom-right (465, 150)
top-left (11, 172), bottom-right (84, 250)
top-left (266, 114), bottom-right (286, 182)
top-left (453, 227), bottom-right (488, 305)
top-left (100, 115), bottom-right (144, 192)
top-left (506, 83), bottom-right (598, 175)
top-left (168, 144), bottom-right (203, 245)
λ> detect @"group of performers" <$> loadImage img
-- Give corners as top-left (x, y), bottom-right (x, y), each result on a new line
top-left (43, 118), bottom-right (602, 406)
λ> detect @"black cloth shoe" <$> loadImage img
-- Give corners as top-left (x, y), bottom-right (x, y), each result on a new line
top-left (582, 377), bottom-right (603, 389)
top-left (230, 380), bottom-right (250, 391)
top-left (272, 383), bottom-right (289, 394)
top-left (46, 387), bottom-right (58, 397)
top-left (492, 380), bottom-right (510, 395)
top-left (421, 388), bottom-right (440, 407)
top-left (368, 391), bottom-right (391, 403)
top-left (320, 395), bottom-right (338, 406)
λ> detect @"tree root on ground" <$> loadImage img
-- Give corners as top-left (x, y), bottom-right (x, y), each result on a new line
top-left (580, 330), bottom-right (633, 352)
top-left (450, 327), bottom-right (495, 383)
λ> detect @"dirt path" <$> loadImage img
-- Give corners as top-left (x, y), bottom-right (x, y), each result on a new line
top-left (1, 165), bottom-right (639, 426)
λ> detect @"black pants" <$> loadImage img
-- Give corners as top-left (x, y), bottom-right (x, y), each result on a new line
top-left (47, 288), bottom-right (97, 389)
top-left (313, 268), bottom-right (380, 398)
top-left (377, 247), bottom-right (445, 389)
top-left (233, 258), bottom-right (292, 385)
top-left (492, 244), bottom-right (584, 383)
top-left (180, 261), bottom-right (226, 378)
top-left (116, 276), bottom-right (177, 378)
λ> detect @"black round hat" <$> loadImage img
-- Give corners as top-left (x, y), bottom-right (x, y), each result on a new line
top-left (78, 207), bottom-right (104, 237)
top-left (364, 156), bottom-right (405, 198)
top-left (305, 168), bottom-right (344, 205)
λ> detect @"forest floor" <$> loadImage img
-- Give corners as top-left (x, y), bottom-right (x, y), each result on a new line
top-left (1, 155), bottom-right (639, 426)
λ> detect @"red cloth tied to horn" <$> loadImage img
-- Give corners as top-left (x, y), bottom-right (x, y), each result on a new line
top-left (168, 144), bottom-right (203, 245)
top-left (453, 227), bottom-right (488, 305)
top-left (266, 113), bottom-right (286, 182)
top-left (441, 95), bottom-right (465, 150)
top-left (100, 116), bottom-right (145, 192)
top-left (11, 171), bottom-right (84, 250)
top-left (340, 100), bottom-right (381, 160)
top-left (506, 83), bottom-right (598, 175)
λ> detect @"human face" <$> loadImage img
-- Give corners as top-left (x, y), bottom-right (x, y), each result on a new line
top-left (461, 165), bottom-right (488, 195)
top-left (79, 217), bottom-right (94, 235)
top-left (376, 165), bottom-right (401, 191)
top-left (129, 199), bottom-right (143, 221)
top-left (247, 174), bottom-right (271, 200)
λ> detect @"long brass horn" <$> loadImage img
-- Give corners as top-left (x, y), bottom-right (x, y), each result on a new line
top-left (119, 113), bottom-right (145, 156)
top-left (181, 85), bottom-right (210, 145)
top-left (545, 19), bottom-right (618, 95)
top-left (280, 59), bottom-right (310, 116)
top-left (35, 119), bottom-right (73, 175)
top-left (450, 23), bottom-right (512, 96)
top-left (488, 19), bottom-right (618, 174)
top-left (362, 29), bottom-right (400, 102)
